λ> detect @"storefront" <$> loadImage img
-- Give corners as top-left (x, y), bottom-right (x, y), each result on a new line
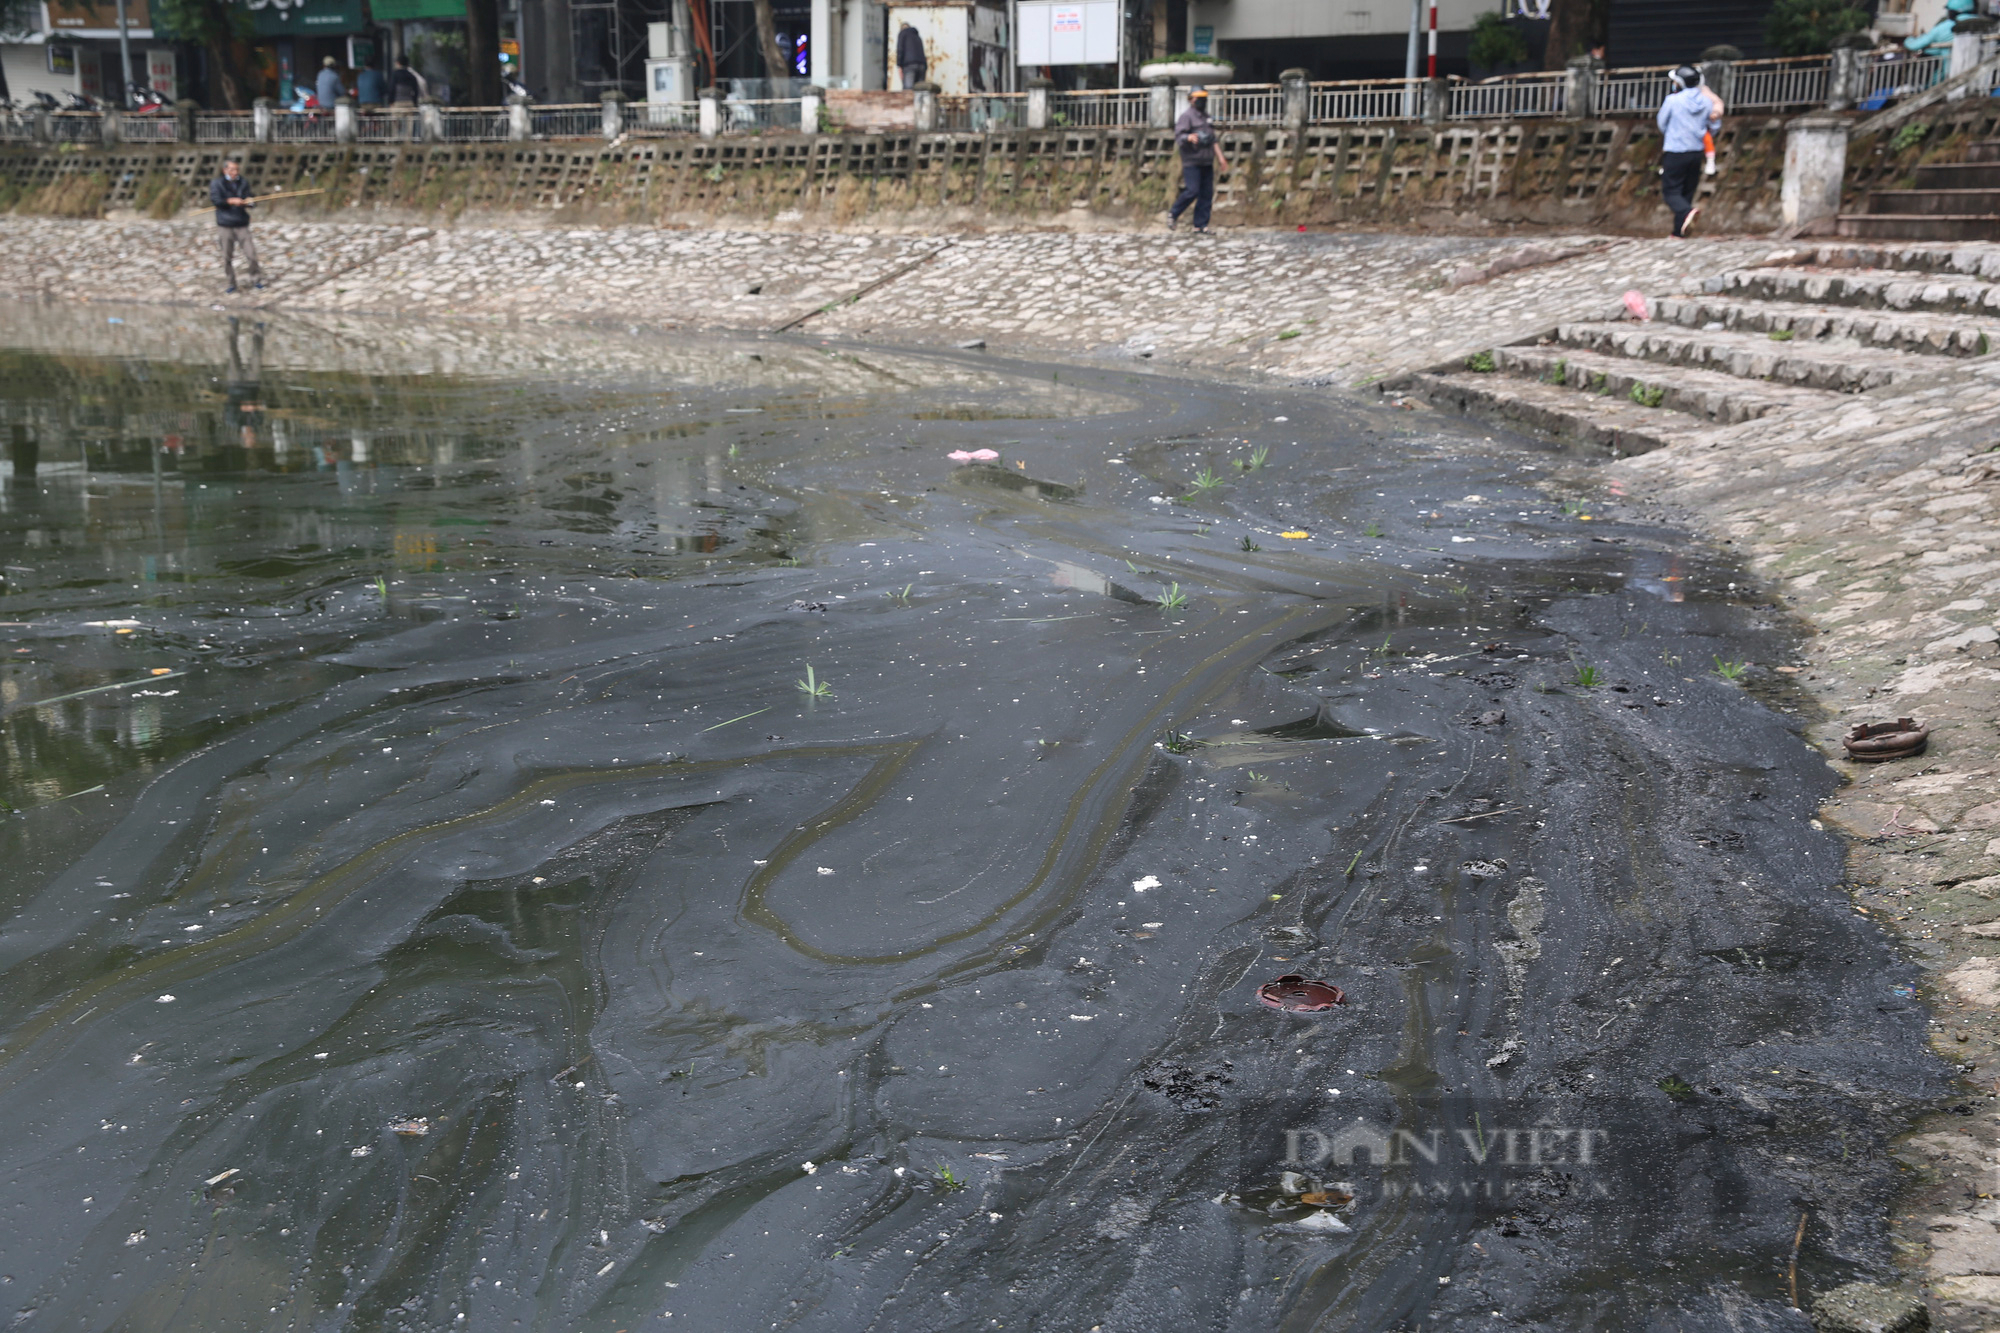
top-left (241, 0), bottom-right (371, 103)
top-left (39, 0), bottom-right (174, 102)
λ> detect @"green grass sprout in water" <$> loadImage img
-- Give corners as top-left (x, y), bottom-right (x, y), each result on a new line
top-left (1185, 466), bottom-right (1225, 498)
top-left (1240, 534), bottom-right (1260, 552)
top-left (1573, 663), bottom-right (1604, 689)
top-left (1714, 657), bottom-right (1747, 681)
top-left (797, 664), bottom-right (833, 698)
top-left (935, 1164), bottom-right (967, 1193)
top-left (1156, 583), bottom-right (1188, 611)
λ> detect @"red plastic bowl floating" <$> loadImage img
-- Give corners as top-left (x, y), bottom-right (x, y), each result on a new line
top-left (1257, 974), bottom-right (1346, 1013)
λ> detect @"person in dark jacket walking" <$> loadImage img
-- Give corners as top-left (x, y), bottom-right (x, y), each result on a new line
top-left (356, 63), bottom-right (385, 108)
top-left (209, 157), bottom-right (262, 295)
top-left (896, 22), bottom-right (927, 89)
top-left (1169, 88), bottom-right (1227, 232)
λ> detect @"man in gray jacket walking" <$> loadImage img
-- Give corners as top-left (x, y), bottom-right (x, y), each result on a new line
top-left (1656, 65), bottom-right (1719, 237)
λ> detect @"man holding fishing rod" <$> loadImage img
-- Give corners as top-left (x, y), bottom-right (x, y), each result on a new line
top-left (208, 158), bottom-right (326, 295)
top-left (210, 157), bottom-right (264, 295)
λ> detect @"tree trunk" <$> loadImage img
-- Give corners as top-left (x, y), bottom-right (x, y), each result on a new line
top-left (209, 37), bottom-right (244, 108)
top-left (1544, 0), bottom-right (1609, 68)
top-left (464, 0), bottom-right (501, 104)
top-left (751, 0), bottom-right (789, 86)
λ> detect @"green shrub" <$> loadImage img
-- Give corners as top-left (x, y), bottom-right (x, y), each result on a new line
top-left (1764, 0), bottom-right (1870, 56)
top-left (1469, 11), bottom-right (1529, 68)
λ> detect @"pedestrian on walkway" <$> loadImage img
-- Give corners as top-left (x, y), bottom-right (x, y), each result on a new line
top-left (388, 56), bottom-right (423, 140)
top-left (896, 22), bottom-right (927, 89)
top-left (1657, 64), bottom-right (1718, 237)
top-left (315, 56), bottom-right (343, 114)
top-left (356, 63), bottom-right (384, 109)
top-left (1169, 88), bottom-right (1228, 233)
top-left (209, 157), bottom-right (263, 295)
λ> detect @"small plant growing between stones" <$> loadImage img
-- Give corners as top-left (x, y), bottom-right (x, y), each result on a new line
top-left (1629, 382), bottom-right (1667, 408)
top-left (1234, 444), bottom-right (1270, 471)
top-left (1156, 583), bottom-right (1188, 611)
top-left (1767, 329), bottom-right (1795, 342)
top-left (1713, 656), bottom-right (1748, 681)
top-left (1185, 466), bottom-right (1225, 498)
top-left (1546, 359), bottom-right (1568, 386)
top-left (1657, 1074), bottom-right (1696, 1102)
top-left (796, 664), bottom-right (833, 698)
top-left (1572, 662), bottom-right (1604, 689)
top-left (935, 1164), bottom-right (968, 1193)
top-left (1277, 329), bottom-right (1302, 340)
top-left (1363, 522), bottom-right (1383, 538)
top-left (1591, 372), bottom-right (1610, 394)
top-left (1891, 121), bottom-right (1928, 153)
top-left (1240, 534), bottom-right (1261, 552)
top-left (1159, 730), bottom-right (1204, 754)
top-left (1465, 350), bottom-right (1497, 373)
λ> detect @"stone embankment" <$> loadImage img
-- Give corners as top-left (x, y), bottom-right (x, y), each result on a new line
top-left (3, 214), bottom-right (1999, 1325)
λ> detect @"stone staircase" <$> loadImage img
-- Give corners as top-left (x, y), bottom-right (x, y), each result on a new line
top-left (1839, 139), bottom-right (2000, 243)
top-left (1394, 242), bottom-right (2000, 455)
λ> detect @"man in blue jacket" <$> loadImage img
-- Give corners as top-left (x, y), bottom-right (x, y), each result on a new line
top-left (1657, 65), bottom-right (1719, 237)
top-left (209, 157), bottom-right (263, 295)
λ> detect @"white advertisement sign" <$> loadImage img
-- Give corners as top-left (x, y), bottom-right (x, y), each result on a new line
top-left (1017, 0), bottom-right (1118, 65)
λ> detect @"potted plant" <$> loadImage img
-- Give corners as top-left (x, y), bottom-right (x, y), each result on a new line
top-left (1138, 52), bottom-right (1235, 85)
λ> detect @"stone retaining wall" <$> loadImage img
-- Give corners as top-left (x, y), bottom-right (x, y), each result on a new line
top-left (1, 95), bottom-right (1994, 233)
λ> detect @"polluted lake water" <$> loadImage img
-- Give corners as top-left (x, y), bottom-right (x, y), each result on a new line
top-left (0, 303), bottom-right (1946, 1330)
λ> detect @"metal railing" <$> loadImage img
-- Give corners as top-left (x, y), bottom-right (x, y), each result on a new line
top-left (115, 114), bottom-right (180, 143)
top-left (937, 93), bottom-right (1027, 131)
top-left (269, 111), bottom-right (336, 143)
top-left (1048, 88), bottom-right (1149, 127)
top-left (1596, 64), bottom-right (1677, 114)
top-left (49, 112), bottom-right (102, 144)
top-left (1730, 55), bottom-right (1831, 110)
top-left (1312, 78), bottom-right (1424, 123)
top-left (1448, 71), bottom-right (1566, 120)
top-left (626, 100), bottom-right (700, 135)
top-left (1211, 83), bottom-right (1284, 123)
top-left (1855, 51), bottom-right (1947, 109)
top-left (194, 112), bottom-right (256, 141)
top-left (0, 110), bottom-right (34, 142)
top-left (718, 97), bottom-right (803, 132)
top-left (532, 104), bottom-right (602, 138)
top-left (439, 108), bottom-right (509, 141)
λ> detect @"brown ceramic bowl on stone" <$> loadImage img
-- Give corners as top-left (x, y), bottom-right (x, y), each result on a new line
top-left (1256, 974), bottom-right (1346, 1013)
top-left (1843, 718), bottom-right (1929, 763)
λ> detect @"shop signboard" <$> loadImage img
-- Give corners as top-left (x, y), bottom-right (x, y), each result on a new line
top-left (46, 0), bottom-right (151, 30)
top-left (242, 0), bottom-right (368, 37)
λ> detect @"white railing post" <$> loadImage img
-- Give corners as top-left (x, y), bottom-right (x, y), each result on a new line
top-left (98, 108), bottom-right (121, 144)
top-left (1564, 54), bottom-right (1596, 118)
top-left (1027, 76), bottom-right (1050, 129)
top-left (253, 97), bottom-right (274, 143)
top-left (1782, 111), bottom-right (1848, 233)
top-left (508, 93), bottom-right (531, 140)
top-left (334, 96), bottom-right (356, 143)
top-left (1827, 47), bottom-right (1860, 110)
top-left (1280, 68), bottom-right (1309, 131)
top-left (601, 90), bottom-right (625, 139)
top-left (419, 97), bottom-right (444, 142)
top-left (698, 86), bottom-right (719, 138)
top-left (801, 85), bottom-right (822, 133)
top-left (1148, 75), bottom-right (1174, 128)
top-left (1422, 76), bottom-right (1446, 125)
top-left (913, 84), bottom-right (937, 131)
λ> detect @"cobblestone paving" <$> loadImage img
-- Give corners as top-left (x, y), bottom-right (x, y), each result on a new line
top-left (6, 213), bottom-right (2000, 1320)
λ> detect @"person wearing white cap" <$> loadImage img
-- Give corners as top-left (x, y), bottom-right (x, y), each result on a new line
top-left (1657, 64), bottom-right (1718, 237)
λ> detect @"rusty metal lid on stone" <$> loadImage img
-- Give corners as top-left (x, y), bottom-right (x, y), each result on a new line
top-left (1256, 974), bottom-right (1345, 1013)
top-left (1843, 718), bottom-right (1929, 762)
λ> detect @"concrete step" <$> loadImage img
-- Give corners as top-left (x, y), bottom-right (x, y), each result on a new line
top-left (1486, 345), bottom-right (1841, 424)
top-left (1718, 262), bottom-right (2000, 314)
top-left (1913, 163), bottom-right (2000, 189)
top-left (1967, 140), bottom-right (2000, 163)
top-left (1863, 188), bottom-right (2000, 216)
top-left (1650, 294), bottom-right (2000, 357)
top-left (1398, 370), bottom-right (1703, 456)
top-left (1546, 321), bottom-right (1934, 392)
top-left (1835, 214), bottom-right (2000, 242)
